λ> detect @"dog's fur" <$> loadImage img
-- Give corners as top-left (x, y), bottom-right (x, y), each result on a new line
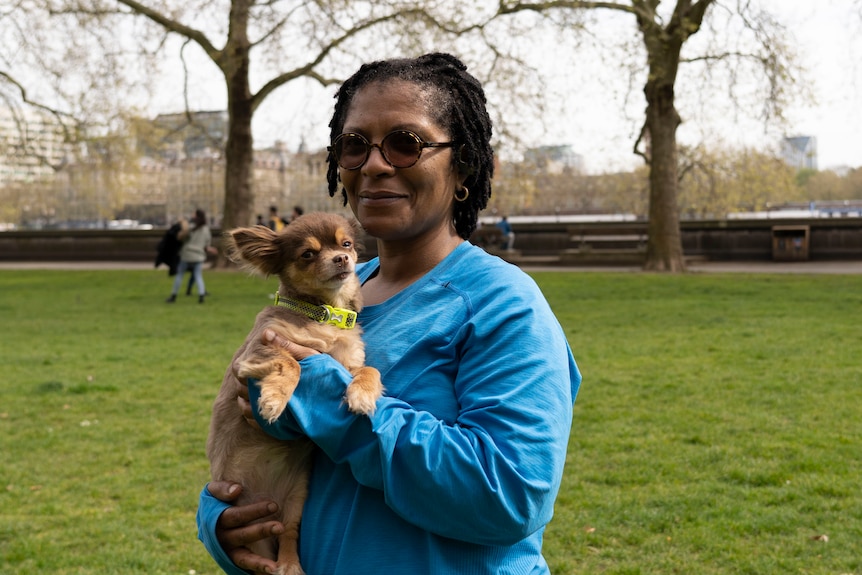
top-left (206, 212), bottom-right (383, 575)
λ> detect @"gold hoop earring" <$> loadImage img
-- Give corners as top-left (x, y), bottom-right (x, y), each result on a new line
top-left (454, 186), bottom-right (469, 202)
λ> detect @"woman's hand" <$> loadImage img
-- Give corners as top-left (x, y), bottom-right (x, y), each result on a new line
top-left (232, 329), bottom-right (320, 429)
top-left (210, 481), bottom-right (284, 575)
top-left (262, 328), bottom-right (319, 360)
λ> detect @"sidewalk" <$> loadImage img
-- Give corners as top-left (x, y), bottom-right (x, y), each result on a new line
top-left (526, 260), bottom-right (862, 274)
top-left (687, 260), bottom-right (862, 275)
top-left (1, 260), bottom-right (861, 274)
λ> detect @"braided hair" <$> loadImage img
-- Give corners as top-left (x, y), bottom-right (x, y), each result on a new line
top-left (327, 53), bottom-right (494, 239)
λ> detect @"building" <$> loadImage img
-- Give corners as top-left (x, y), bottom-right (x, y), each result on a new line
top-left (523, 144), bottom-right (584, 174)
top-left (780, 136), bottom-right (818, 171)
top-left (0, 107), bottom-right (68, 184)
top-left (151, 110), bottom-right (228, 161)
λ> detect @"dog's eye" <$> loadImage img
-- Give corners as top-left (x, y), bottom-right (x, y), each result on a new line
top-left (301, 250), bottom-right (316, 260)
top-left (342, 240), bottom-right (352, 249)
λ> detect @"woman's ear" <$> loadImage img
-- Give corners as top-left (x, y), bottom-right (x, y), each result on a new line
top-left (457, 145), bottom-right (475, 178)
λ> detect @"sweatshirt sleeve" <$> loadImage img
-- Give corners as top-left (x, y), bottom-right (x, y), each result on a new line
top-left (252, 277), bottom-right (580, 547)
top-left (196, 485), bottom-right (252, 575)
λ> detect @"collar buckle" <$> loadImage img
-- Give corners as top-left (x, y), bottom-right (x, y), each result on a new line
top-left (273, 293), bottom-right (357, 330)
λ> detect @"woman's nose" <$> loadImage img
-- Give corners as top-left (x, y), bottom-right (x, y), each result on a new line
top-left (362, 144), bottom-right (394, 173)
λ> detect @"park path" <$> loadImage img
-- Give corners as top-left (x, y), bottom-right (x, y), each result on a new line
top-left (1, 260), bottom-right (861, 274)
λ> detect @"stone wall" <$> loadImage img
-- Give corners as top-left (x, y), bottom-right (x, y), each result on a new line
top-left (1, 218), bottom-right (859, 265)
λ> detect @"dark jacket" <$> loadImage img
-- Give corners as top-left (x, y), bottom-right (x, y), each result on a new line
top-left (154, 222), bottom-right (183, 276)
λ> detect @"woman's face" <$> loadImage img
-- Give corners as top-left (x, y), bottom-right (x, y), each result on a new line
top-left (338, 79), bottom-right (463, 243)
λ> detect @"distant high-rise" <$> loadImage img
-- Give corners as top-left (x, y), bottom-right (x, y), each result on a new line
top-left (780, 136), bottom-right (817, 171)
top-left (0, 107), bottom-right (67, 184)
top-left (523, 144), bottom-right (584, 174)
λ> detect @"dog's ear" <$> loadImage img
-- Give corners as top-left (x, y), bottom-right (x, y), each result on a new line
top-left (224, 226), bottom-right (284, 276)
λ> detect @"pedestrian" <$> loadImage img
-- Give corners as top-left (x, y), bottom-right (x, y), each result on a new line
top-left (154, 220), bottom-right (183, 276)
top-left (289, 205), bottom-right (304, 223)
top-left (196, 53), bottom-right (580, 574)
top-left (166, 209), bottom-right (216, 304)
top-left (496, 215), bottom-right (515, 250)
top-left (267, 205), bottom-right (285, 232)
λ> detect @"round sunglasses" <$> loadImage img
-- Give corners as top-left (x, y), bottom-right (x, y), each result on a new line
top-left (328, 130), bottom-right (455, 170)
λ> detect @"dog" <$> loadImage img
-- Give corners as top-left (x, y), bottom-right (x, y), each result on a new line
top-left (206, 212), bottom-right (383, 575)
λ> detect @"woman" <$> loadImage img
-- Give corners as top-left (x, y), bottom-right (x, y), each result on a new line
top-left (166, 209), bottom-right (214, 304)
top-left (197, 53), bottom-right (581, 574)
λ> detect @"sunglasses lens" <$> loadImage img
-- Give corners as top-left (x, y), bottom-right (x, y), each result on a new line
top-left (383, 131), bottom-right (422, 168)
top-left (335, 135), bottom-right (368, 169)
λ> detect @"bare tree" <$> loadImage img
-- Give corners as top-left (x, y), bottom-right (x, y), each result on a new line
top-left (497, 0), bottom-right (798, 271)
top-left (18, 0), bottom-right (517, 264)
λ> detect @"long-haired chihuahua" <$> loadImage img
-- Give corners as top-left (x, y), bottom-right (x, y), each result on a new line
top-left (207, 212), bottom-right (383, 575)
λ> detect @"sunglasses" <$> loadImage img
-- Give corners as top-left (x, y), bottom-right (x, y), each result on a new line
top-left (328, 130), bottom-right (455, 170)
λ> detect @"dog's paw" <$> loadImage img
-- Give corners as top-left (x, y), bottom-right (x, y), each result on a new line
top-left (275, 564), bottom-right (305, 575)
top-left (345, 386), bottom-right (379, 415)
top-left (257, 381), bottom-right (294, 423)
top-left (344, 366), bottom-right (384, 416)
top-left (276, 563), bottom-right (306, 575)
top-left (237, 358), bottom-right (270, 380)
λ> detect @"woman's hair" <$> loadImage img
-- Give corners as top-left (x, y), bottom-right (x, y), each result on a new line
top-left (193, 209), bottom-right (207, 228)
top-left (327, 53), bottom-right (494, 239)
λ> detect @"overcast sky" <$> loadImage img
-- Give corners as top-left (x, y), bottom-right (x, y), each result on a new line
top-left (525, 0), bottom-right (862, 173)
top-left (151, 0), bottom-right (861, 174)
top-left (769, 0), bottom-right (861, 170)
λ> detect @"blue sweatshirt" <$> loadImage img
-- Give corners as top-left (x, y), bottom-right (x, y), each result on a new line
top-left (198, 242), bottom-right (581, 574)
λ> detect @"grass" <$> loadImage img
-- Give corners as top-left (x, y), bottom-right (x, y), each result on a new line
top-left (1, 268), bottom-right (860, 574)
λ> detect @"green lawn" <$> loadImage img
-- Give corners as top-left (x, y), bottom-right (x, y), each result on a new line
top-left (1, 268), bottom-right (860, 574)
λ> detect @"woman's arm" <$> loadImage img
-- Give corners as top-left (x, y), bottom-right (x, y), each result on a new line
top-left (197, 482), bottom-right (284, 575)
top-left (254, 286), bottom-right (580, 546)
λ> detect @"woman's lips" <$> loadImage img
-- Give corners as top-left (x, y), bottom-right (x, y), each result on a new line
top-left (358, 191), bottom-right (405, 206)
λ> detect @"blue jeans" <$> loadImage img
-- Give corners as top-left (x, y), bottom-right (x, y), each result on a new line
top-left (171, 260), bottom-right (205, 296)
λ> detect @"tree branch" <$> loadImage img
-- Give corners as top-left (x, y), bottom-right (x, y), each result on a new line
top-left (633, 122), bottom-right (650, 165)
top-left (249, 2), bottom-right (304, 49)
top-left (498, 0), bottom-right (635, 15)
top-left (0, 70), bottom-right (76, 130)
top-left (112, 0), bottom-right (223, 62)
top-left (0, 71), bottom-right (78, 170)
top-left (669, 0), bottom-right (714, 42)
top-left (250, 7), bottom-right (483, 112)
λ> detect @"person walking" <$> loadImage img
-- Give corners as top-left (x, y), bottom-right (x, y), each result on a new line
top-left (267, 205), bottom-right (285, 232)
top-left (289, 205), bottom-right (304, 223)
top-left (166, 209), bottom-right (215, 304)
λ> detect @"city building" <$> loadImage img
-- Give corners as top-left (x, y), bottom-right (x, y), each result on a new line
top-left (151, 110), bottom-right (228, 161)
top-left (523, 144), bottom-right (584, 174)
top-left (0, 106), bottom-right (68, 184)
top-left (780, 135), bottom-right (818, 171)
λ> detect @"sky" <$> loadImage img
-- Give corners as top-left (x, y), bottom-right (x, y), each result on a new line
top-left (148, 0), bottom-right (861, 174)
top-left (518, 0), bottom-right (862, 173)
top-left (770, 0), bottom-right (862, 171)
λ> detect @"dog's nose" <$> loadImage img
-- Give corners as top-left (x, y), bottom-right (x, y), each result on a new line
top-left (333, 254), bottom-right (349, 267)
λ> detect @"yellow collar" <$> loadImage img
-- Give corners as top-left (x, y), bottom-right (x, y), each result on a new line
top-left (273, 292), bottom-right (358, 330)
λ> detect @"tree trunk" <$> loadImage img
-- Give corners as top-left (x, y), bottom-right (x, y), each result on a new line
top-left (222, 88), bottom-right (254, 233)
top-left (216, 0), bottom-right (254, 267)
top-left (643, 79), bottom-right (686, 272)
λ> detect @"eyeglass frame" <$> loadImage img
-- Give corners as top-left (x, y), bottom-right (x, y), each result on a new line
top-left (327, 130), bottom-right (456, 170)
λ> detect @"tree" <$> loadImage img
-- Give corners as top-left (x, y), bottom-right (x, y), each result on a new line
top-left (497, 0), bottom-right (797, 271)
top-left (677, 145), bottom-right (802, 218)
top-left (801, 168), bottom-right (862, 202)
top-left (23, 0), bottom-right (515, 264)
